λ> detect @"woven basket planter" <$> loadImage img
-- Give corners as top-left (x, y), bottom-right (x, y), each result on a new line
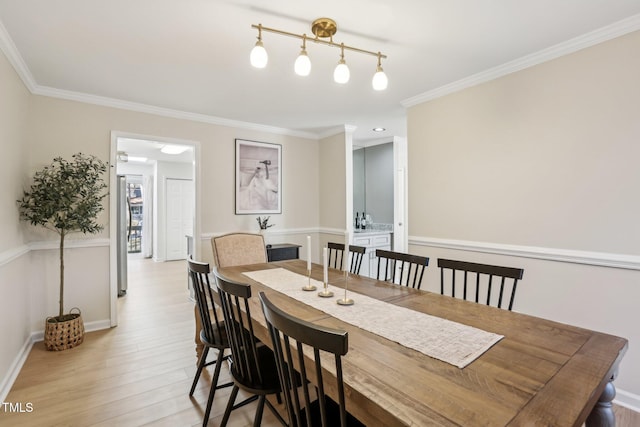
top-left (44, 308), bottom-right (85, 351)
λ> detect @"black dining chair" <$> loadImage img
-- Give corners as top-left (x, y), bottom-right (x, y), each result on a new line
top-left (375, 249), bottom-right (429, 289)
top-left (212, 269), bottom-right (287, 427)
top-left (437, 258), bottom-right (524, 310)
top-left (327, 242), bottom-right (366, 275)
top-left (259, 292), bottom-right (365, 427)
top-left (187, 259), bottom-right (233, 426)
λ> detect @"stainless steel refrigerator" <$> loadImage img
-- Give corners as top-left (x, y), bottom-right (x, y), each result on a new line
top-left (117, 175), bottom-right (131, 296)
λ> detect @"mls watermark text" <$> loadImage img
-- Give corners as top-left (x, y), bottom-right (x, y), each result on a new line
top-left (1, 401), bottom-right (34, 413)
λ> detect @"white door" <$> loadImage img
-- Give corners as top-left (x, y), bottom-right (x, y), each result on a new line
top-left (165, 178), bottom-right (194, 261)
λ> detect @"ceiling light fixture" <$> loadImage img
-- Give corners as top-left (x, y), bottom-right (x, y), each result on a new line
top-left (250, 24), bottom-right (268, 68)
top-left (294, 35), bottom-right (311, 76)
top-left (250, 18), bottom-right (387, 90)
top-left (333, 43), bottom-right (350, 84)
top-left (160, 145), bottom-right (189, 155)
top-left (372, 53), bottom-right (388, 91)
top-left (127, 156), bottom-right (148, 163)
top-left (373, 127), bottom-right (386, 132)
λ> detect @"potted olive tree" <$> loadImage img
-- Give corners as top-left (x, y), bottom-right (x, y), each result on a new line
top-left (17, 153), bottom-right (108, 351)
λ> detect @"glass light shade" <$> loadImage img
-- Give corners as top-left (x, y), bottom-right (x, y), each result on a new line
top-left (250, 41), bottom-right (268, 68)
top-left (333, 60), bottom-right (350, 84)
top-left (161, 144), bottom-right (189, 155)
top-left (372, 67), bottom-right (388, 91)
top-left (294, 51), bottom-right (311, 76)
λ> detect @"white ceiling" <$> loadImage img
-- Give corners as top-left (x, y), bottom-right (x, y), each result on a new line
top-left (1, 0), bottom-right (640, 147)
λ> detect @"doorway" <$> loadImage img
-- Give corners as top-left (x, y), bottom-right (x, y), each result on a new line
top-left (165, 178), bottom-right (194, 261)
top-left (109, 133), bottom-right (198, 327)
top-left (350, 136), bottom-right (407, 252)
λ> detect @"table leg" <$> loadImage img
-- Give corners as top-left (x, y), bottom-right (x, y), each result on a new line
top-left (586, 376), bottom-right (617, 427)
top-left (194, 305), bottom-right (204, 362)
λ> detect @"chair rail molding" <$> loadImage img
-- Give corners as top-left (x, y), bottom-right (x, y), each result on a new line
top-left (410, 236), bottom-right (640, 271)
top-left (201, 227), bottom-right (345, 241)
top-left (0, 244), bottom-right (30, 267)
top-left (28, 238), bottom-right (111, 251)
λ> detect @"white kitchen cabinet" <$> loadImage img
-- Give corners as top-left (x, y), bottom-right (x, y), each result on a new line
top-left (352, 231), bottom-right (392, 278)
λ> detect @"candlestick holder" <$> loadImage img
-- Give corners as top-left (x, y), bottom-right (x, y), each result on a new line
top-left (336, 270), bottom-right (354, 305)
top-left (318, 280), bottom-right (334, 298)
top-left (302, 269), bottom-right (317, 291)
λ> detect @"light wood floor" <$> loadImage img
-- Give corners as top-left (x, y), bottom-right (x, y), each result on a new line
top-left (2, 257), bottom-right (283, 427)
top-left (3, 257), bottom-right (639, 426)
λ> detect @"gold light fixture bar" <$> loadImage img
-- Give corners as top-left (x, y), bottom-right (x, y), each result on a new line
top-left (250, 18), bottom-right (388, 90)
top-left (251, 21), bottom-right (387, 60)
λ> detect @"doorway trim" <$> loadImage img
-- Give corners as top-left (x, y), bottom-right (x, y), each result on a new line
top-left (109, 131), bottom-right (201, 327)
top-left (348, 134), bottom-right (408, 252)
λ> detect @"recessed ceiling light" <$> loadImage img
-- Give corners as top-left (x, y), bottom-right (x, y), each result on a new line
top-left (373, 127), bottom-right (386, 132)
top-left (160, 144), bottom-right (189, 155)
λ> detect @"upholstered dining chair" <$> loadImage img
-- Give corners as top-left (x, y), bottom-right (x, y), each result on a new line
top-left (211, 232), bottom-right (268, 268)
top-left (212, 269), bottom-right (287, 427)
top-left (187, 259), bottom-right (233, 426)
top-left (437, 258), bottom-right (524, 311)
top-left (375, 249), bottom-right (429, 289)
top-left (259, 292), bottom-right (365, 427)
top-left (327, 242), bottom-right (367, 275)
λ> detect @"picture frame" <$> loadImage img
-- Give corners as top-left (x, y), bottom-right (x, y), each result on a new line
top-left (235, 139), bottom-right (282, 214)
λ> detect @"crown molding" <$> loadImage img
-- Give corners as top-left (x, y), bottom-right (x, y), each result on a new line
top-left (402, 13), bottom-right (640, 108)
top-left (316, 125), bottom-right (358, 140)
top-left (32, 85), bottom-right (319, 140)
top-left (0, 19), bottom-right (36, 92)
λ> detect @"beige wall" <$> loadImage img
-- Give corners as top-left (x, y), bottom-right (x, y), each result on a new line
top-left (0, 47), bottom-right (31, 397)
top-left (26, 96), bottom-right (320, 255)
top-left (0, 46), bottom-right (29, 251)
top-left (408, 30), bottom-right (640, 254)
top-left (319, 131), bottom-right (347, 230)
top-left (407, 30), bottom-right (640, 402)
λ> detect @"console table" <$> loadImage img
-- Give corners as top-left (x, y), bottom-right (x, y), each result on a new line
top-left (266, 243), bottom-right (301, 262)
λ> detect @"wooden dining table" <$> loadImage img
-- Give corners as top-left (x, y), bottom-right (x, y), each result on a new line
top-left (215, 260), bottom-right (628, 427)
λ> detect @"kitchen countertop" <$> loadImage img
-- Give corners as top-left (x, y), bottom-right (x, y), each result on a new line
top-left (353, 229), bottom-right (393, 235)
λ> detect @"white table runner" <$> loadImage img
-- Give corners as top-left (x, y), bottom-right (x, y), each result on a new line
top-left (243, 268), bottom-right (503, 368)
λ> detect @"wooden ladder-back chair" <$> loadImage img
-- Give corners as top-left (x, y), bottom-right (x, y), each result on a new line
top-left (375, 249), bottom-right (429, 289)
top-left (437, 258), bottom-right (524, 311)
top-left (212, 269), bottom-right (287, 427)
top-left (211, 232), bottom-right (267, 268)
top-left (259, 292), bottom-right (365, 427)
top-left (327, 242), bottom-right (367, 275)
top-left (187, 259), bottom-right (233, 426)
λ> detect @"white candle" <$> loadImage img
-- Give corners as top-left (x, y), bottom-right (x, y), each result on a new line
top-left (307, 235), bottom-right (311, 271)
top-left (323, 247), bottom-right (328, 284)
top-left (344, 231), bottom-right (350, 272)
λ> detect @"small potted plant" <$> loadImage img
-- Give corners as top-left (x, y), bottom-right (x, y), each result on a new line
top-left (256, 216), bottom-right (275, 233)
top-left (17, 153), bottom-right (108, 351)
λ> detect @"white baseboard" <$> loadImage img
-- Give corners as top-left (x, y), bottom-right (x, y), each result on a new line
top-left (0, 319), bottom-right (111, 402)
top-left (30, 318), bottom-right (112, 343)
top-left (0, 334), bottom-right (35, 402)
top-left (615, 389), bottom-right (640, 413)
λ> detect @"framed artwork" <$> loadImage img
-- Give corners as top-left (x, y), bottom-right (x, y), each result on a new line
top-left (235, 139), bottom-right (282, 214)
